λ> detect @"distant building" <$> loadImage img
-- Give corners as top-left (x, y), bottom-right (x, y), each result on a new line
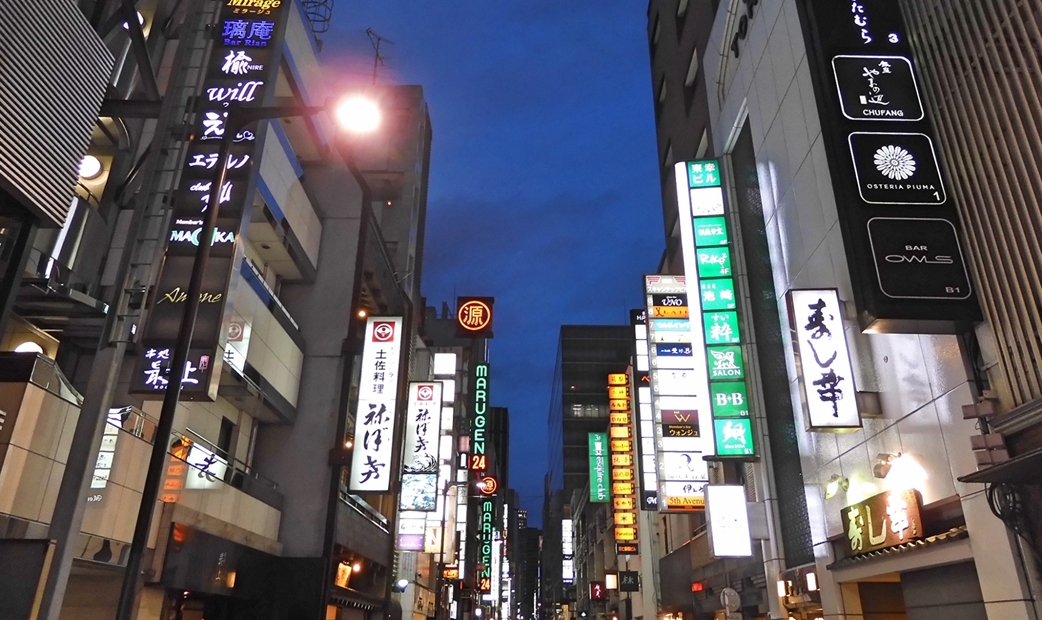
top-left (542, 325), bottom-right (632, 620)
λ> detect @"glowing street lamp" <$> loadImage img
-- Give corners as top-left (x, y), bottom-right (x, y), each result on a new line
top-left (335, 96), bottom-right (381, 134)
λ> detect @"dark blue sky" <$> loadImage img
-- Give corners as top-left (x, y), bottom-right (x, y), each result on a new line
top-left (324, 2), bottom-right (664, 526)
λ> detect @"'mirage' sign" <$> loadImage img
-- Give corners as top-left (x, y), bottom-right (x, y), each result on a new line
top-left (456, 296), bottom-right (495, 338)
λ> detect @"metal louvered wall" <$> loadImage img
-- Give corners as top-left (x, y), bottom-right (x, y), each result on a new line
top-left (901, 0), bottom-right (1042, 407)
top-left (0, 1), bottom-right (112, 228)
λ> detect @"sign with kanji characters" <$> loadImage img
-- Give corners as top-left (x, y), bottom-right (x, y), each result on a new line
top-left (619, 571), bottom-right (640, 592)
top-left (399, 382), bottom-right (443, 511)
top-left (841, 489), bottom-right (923, 555)
top-left (608, 372), bottom-right (639, 545)
top-left (788, 290), bottom-right (862, 430)
top-left (832, 55), bottom-right (924, 122)
top-left (456, 297), bottom-right (495, 337)
top-left (349, 317), bottom-right (405, 492)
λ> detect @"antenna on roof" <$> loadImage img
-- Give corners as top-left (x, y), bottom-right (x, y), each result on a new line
top-left (366, 28), bottom-right (393, 85)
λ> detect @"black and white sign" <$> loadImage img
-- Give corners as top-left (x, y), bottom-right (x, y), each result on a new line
top-left (867, 218), bottom-right (973, 300)
top-left (832, 55), bottom-right (923, 121)
top-left (848, 132), bottom-right (945, 205)
top-left (788, 289), bottom-right (861, 430)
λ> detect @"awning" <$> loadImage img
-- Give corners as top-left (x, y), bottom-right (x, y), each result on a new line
top-left (827, 526), bottom-right (969, 571)
top-left (958, 446), bottom-right (1042, 484)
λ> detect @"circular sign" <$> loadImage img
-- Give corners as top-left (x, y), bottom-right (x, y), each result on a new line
top-left (417, 385), bottom-right (435, 401)
top-left (720, 587), bottom-right (740, 613)
top-left (458, 300), bottom-right (492, 332)
top-left (372, 321), bottom-right (395, 342)
top-left (227, 322), bottom-right (244, 342)
top-left (479, 476), bottom-right (498, 495)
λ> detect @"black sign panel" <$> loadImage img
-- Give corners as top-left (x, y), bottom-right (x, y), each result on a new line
top-left (616, 542), bottom-right (640, 555)
top-left (795, 0), bottom-right (980, 332)
top-left (619, 570), bottom-right (640, 592)
top-left (456, 296), bottom-right (495, 338)
top-left (832, 55), bottom-right (923, 121)
top-left (848, 132), bottom-right (945, 205)
top-left (868, 218), bottom-right (972, 300)
top-left (651, 293), bottom-right (687, 308)
top-left (840, 489), bottom-right (923, 556)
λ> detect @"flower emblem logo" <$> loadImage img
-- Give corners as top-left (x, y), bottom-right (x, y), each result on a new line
top-left (874, 145), bottom-right (917, 180)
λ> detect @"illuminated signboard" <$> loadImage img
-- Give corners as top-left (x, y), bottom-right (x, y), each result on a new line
top-left (132, 0), bottom-right (288, 398)
top-left (841, 489), bottom-right (923, 556)
top-left (399, 382), bottom-right (444, 511)
top-left (348, 317), bottom-right (405, 492)
top-left (478, 499), bottom-right (495, 592)
top-left (705, 485), bottom-right (753, 558)
top-left (589, 433), bottom-right (610, 503)
top-left (562, 518), bottom-right (574, 583)
top-left (608, 373), bottom-right (638, 549)
top-left (644, 275), bottom-right (712, 511)
top-left (674, 161), bottom-right (758, 460)
top-left (470, 363), bottom-right (490, 471)
top-left (630, 309), bottom-right (658, 510)
top-left (456, 297), bottom-right (495, 338)
top-left (797, 0), bottom-right (979, 332)
top-left (788, 289), bottom-right (862, 430)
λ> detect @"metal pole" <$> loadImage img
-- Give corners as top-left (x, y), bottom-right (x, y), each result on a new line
top-left (114, 119), bottom-right (237, 620)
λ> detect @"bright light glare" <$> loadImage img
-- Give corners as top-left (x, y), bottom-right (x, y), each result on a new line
top-left (79, 155), bottom-right (103, 179)
top-left (121, 12), bottom-right (145, 29)
top-left (335, 97), bottom-right (381, 133)
top-left (14, 342), bottom-right (44, 354)
top-left (396, 579), bottom-right (409, 589)
top-left (886, 453), bottom-right (928, 491)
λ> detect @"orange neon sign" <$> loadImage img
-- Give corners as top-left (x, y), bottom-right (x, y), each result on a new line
top-left (458, 300), bottom-right (492, 332)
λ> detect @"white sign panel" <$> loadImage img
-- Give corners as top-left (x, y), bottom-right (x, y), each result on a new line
top-left (705, 485), bottom-right (753, 557)
top-left (646, 273), bottom-right (714, 512)
top-left (403, 382), bottom-right (443, 472)
top-left (349, 317), bottom-right (405, 491)
top-left (787, 290), bottom-right (861, 430)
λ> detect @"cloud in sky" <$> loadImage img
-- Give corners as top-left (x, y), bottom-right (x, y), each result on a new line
top-left (323, 1), bottom-right (664, 524)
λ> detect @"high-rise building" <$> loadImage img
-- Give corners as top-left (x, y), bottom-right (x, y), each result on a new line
top-left (647, 0), bottom-right (1037, 618)
top-left (0, 3), bottom-right (433, 620)
top-left (542, 325), bottom-right (632, 620)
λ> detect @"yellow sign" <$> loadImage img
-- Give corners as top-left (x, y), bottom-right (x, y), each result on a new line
top-left (613, 497), bottom-right (634, 510)
top-left (614, 512), bottom-right (635, 526)
top-left (612, 482), bottom-right (634, 495)
top-left (608, 373), bottom-right (628, 385)
top-left (612, 468), bottom-right (633, 481)
top-left (609, 413), bottom-right (630, 425)
top-left (611, 454), bottom-right (632, 467)
top-left (652, 306), bottom-right (689, 318)
top-left (609, 399), bottom-right (630, 411)
top-left (608, 386), bottom-right (629, 399)
top-left (610, 440), bottom-right (632, 452)
top-left (609, 426), bottom-right (630, 439)
top-left (667, 496), bottom-right (705, 509)
top-left (615, 527), bottom-right (637, 541)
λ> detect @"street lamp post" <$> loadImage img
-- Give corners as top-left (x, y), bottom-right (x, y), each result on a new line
top-left (115, 98), bottom-right (380, 620)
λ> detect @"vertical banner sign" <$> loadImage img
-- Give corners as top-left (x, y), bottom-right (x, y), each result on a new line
top-left (467, 362), bottom-right (493, 591)
top-left (795, 0), bottom-right (980, 333)
top-left (349, 317), bottom-right (405, 492)
top-left (399, 382), bottom-right (444, 511)
top-left (788, 290), bottom-right (862, 430)
top-left (562, 518), bottom-right (574, 583)
top-left (589, 433), bottom-right (610, 503)
top-left (705, 485), bottom-right (753, 558)
top-left (477, 498), bottom-right (495, 593)
top-left (132, 0), bottom-right (288, 397)
top-left (469, 363), bottom-right (491, 473)
top-left (608, 374), bottom-right (638, 546)
top-left (644, 275), bottom-right (711, 511)
top-left (674, 161), bottom-right (758, 460)
top-left (630, 309), bottom-right (659, 510)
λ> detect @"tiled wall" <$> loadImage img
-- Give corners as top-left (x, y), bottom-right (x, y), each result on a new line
top-left (0, 383), bottom-right (78, 525)
top-left (259, 124), bottom-right (322, 267)
top-left (699, 1), bottom-right (1031, 616)
top-left (225, 270), bottom-right (304, 407)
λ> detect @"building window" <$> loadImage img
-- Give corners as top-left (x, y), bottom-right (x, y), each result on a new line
top-left (663, 142), bottom-right (674, 168)
top-left (658, 76), bottom-right (668, 105)
top-left (676, 0), bottom-right (689, 39)
top-left (696, 129), bottom-right (709, 158)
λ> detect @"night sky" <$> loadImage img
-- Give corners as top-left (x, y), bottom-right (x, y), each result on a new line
top-left (323, 2), bottom-right (663, 526)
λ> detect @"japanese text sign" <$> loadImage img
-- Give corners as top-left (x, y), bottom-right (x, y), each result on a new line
top-left (842, 489), bottom-right (923, 555)
top-left (349, 317), bottom-right (405, 492)
top-left (788, 289), bottom-right (862, 430)
top-left (403, 382), bottom-right (444, 472)
top-left (456, 296), bottom-right (495, 338)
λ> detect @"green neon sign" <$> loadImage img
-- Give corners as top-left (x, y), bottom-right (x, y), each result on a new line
top-left (714, 418), bottom-right (755, 456)
top-left (700, 279), bottom-right (737, 311)
top-left (707, 345), bottom-right (745, 380)
top-left (589, 433), bottom-right (610, 503)
top-left (697, 247), bottom-right (732, 278)
top-left (688, 160), bottom-right (722, 188)
top-left (703, 311), bottom-right (741, 345)
top-left (694, 216), bottom-right (729, 246)
top-left (711, 382), bottom-right (749, 418)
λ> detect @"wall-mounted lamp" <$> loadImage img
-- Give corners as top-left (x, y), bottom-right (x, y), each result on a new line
top-left (873, 453), bottom-right (898, 479)
top-left (824, 474), bottom-right (849, 499)
top-left (392, 578), bottom-right (409, 593)
top-left (79, 155), bottom-right (103, 180)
